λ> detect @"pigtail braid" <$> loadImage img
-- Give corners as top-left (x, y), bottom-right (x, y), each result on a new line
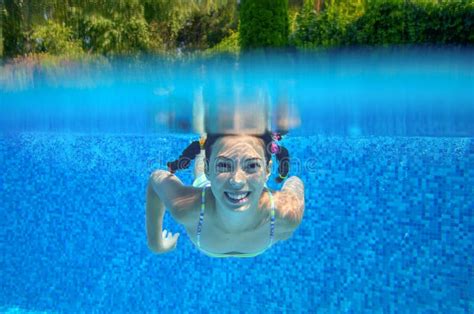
top-left (275, 145), bottom-right (290, 183)
top-left (167, 140), bottom-right (201, 173)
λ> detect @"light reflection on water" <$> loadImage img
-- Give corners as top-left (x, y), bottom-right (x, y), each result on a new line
top-left (0, 47), bottom-right (473, 136)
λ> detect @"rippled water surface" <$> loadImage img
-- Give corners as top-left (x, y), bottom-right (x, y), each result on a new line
top-left (1, 48), bottom-right (473, 136)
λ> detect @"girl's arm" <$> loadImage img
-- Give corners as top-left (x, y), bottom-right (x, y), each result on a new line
top-left (146, 180), bottom-right (177, 253)
top-left (146, 170), bottom-right (200, 254)
top-left (274, 176), bottom-right (305, 233)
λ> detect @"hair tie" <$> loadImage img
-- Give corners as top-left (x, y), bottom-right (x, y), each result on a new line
top-left (270, 132), bottom-right (282, 154)
top-left (167, 163), bottom-right (176, 174)
top-left (199, 135), bottom-right (206, 149)
top-left (271, 132), bottom-right (282, 141)
top-left (278, 173), bottom-right (287, 180)
top-left (270, 142), bottom-right (280, 154)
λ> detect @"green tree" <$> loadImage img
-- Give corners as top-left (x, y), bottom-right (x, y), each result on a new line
top-left (29, 20), bottom-right (83, 55)
top-left (291, 0), bottom-right (364, 48)
top-left (239, 0), bottom-right (290, 50)
top-left (142, 0), bottom-right (199, 50)
top-left (142, 0), bottom-right (238, 52)
top-left (423, 1), bottom-right (474, 44)
top-left (2, 0), bottom-right (26, 57)
top-left (176, 1), bottom-right (238, 51)
top-left (70, 0), bottom-right (150, 55)
top-left (347, 0), bottom-right (406, 45)
top-left (290, 0), bottom-right (319, 47)
top-left (291, 0), bottom-right (473, 48)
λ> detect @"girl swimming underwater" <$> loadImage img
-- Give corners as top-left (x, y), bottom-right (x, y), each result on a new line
top-left (146, 131), bottom-right (304, 258)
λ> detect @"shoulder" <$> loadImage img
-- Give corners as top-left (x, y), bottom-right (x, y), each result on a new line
top-left (270, 177), bottom-right (305, 233)
top-left (148, 170), bottom-right (202, 226)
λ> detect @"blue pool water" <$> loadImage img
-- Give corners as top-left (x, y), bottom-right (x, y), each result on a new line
top-left (0, 49), bottom-right (473, 313)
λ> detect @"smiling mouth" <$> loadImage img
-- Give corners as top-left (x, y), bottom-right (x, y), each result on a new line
top-left (224, 191), bottom-right (251, 205)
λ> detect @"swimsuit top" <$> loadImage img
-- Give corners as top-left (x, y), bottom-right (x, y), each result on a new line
top-left (195, 187), bottom-right (276, 258)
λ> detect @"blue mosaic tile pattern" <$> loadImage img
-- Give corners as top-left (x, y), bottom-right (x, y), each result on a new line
top-left (0, 133), bottom-right (472, 313)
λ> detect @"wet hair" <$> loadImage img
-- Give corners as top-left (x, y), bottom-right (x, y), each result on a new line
top-left (167, 131), bottom-right (290, 183)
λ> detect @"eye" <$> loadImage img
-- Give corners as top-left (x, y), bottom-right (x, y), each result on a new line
top-left (216, 161), bottom-right (232, 172)
top-left (246, 162), bottom-right (261, 172)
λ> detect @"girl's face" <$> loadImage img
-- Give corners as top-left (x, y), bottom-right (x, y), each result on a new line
top-left (205, 135), bottom-right (271, 212)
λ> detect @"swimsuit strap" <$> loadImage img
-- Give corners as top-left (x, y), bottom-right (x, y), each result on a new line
top-left (267, 187), bottom-right (276, 247)
top-left (196, 187), bottom-right (206, 247)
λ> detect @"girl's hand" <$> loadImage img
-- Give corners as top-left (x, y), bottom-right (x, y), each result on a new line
top-left (156, 229), bottom-right (180, 253)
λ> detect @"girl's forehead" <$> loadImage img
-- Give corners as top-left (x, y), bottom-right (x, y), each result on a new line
top-left (211, 136), bottom-right (265, 159)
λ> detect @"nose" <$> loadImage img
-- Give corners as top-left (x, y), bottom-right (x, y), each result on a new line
top-left (229, 168), bottom-right (245, 187)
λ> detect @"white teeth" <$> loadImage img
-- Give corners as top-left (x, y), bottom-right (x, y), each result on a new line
top-left (226, 192), bottom-right (250, 200)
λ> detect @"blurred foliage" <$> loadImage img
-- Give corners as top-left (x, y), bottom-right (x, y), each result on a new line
top-left (288, 0), bottom-right (305, 34)
top-left (1, 0), bottom-right (238, 58)
top-left (1, 0), bottom-right (472, 60)
top-left (142, 0), bottom-right (200, 51)
top-left (0, 15), bottom-right (3, 57)
top-left (239, 0), bottom-right (290, 50)
top-left (2, 0), bottom-right (26, 57)
top-left (177, 1), bottom-right (238, 51)
top-left (29, 20), bottom-right (83, 55)
top-left (80, 12), bottom-right (150, 55)
top-left (64, 0), bottom-right (151, 55)
top-left (204, 30), bottom-right (240, 55)
top-left (291, 0), bottom-right (474, 48)
top-left (141, 0), bottom-right (237, 52)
